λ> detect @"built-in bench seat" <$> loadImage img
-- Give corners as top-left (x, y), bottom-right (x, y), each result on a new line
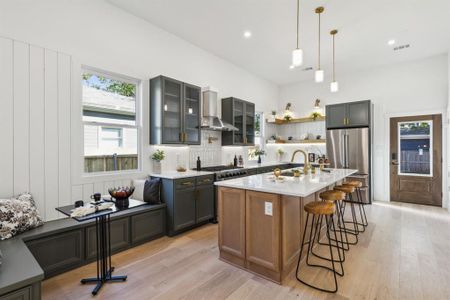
top-left (0, 202), bottom-right (167, 300)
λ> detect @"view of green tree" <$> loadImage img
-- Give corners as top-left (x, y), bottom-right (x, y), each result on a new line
top-left (82, 73), bottom-right (136, 97)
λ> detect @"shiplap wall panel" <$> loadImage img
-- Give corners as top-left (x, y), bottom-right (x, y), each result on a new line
top-left (29, 45), bottom-right (46, 219)
top-left (82, 183), bottom-right (94, 202)
top-left (13, 41), bottom-right (30, 195)
top-left (93, 182), bottom-right (104, 195)
top-left (44, 49), bottom-right (59, 221)
top-left (71, 184), bottom-right (83, 202)
top-left (0, 37), bottom-right (14, 198)
top-left (57, 53), bottom-right (72, 208)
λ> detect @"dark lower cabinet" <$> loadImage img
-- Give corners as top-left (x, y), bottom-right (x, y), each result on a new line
top-left (156, 175), bottom-right (215, 236)
top-left (196, 185), bottom-right (215, 223)
top-left (173, 188), bottom-right (197, 231)
top-left (131, 210), bottom-right (166, 244)
top-left (26, 230), bottom-right (84, 278)
top-left (0, 286), bottom-right (31, 300)
top-left (86, 217), bottom-right (130, 260)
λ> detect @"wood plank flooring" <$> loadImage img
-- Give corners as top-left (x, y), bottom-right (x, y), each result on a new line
top-left (42, 201), bottom-right (450, 300)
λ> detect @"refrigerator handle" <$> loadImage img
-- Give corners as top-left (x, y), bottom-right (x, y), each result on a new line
top-left (344, 133), bottom-right (349, 168)
top-left (342, 134), bottom-right (347, 168)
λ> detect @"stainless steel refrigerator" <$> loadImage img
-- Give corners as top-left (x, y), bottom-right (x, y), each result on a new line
top-left (326, 128), bottom-right (372, 203)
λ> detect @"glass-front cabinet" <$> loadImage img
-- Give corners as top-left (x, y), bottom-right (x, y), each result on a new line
top-left (150, 76), bottom-right (201, 145)
top-left (222, 97), bottom-right (255, 146)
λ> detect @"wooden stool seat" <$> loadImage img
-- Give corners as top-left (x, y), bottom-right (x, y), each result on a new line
top-left (334, 185), bottom-right (355, 194)
top-left (304, 201), bottom-right (336, 215)
top-left (320, 190), bottom-right (346, 201)
top-left (344, 180), bottom-right (363, 188)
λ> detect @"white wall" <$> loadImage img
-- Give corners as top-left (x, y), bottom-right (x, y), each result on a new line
top-left (0, 0), bottom-right (279, 220)
top-left (280, 54), bottom-right (449, 206)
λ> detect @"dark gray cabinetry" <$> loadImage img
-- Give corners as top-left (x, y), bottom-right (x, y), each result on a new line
top-left (26, 229), bottom-right (84, 278)
top-left (150, 76), bottom-right (201, 145)
top-left (131, 210), bottom-right (166, 244)
top-left (326, 100), bottom-right (371, 129)
top-left (86, 217), bottom-right (129, 260)
top-left (221, 97), bottom-right (255, 146)
top-left (157, 175), bottom-right (215, 236)
top-left (0, 286), bottom-right (33, 300)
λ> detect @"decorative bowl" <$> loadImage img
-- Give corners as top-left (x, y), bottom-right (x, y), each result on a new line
top-left (108, 186), bottom-right (135, 208)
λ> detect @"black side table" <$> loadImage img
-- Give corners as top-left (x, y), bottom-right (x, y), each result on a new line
top-left (56, 199), bottom-right (147, 295)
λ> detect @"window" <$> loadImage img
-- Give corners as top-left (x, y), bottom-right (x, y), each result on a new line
top-left (248, 112), bottom-right (265, 160)
top-left (82, 67), bottom-right (140, 173)
top-left (398, 121), bottom-right (433, 176)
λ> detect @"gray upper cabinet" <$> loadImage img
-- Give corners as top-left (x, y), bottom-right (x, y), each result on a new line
top-left (222, 97), bottom-right (255, 146)
top-left (150, 76), bottom-right (201, 145)
top-left (326, 100), bottom-right (371, 129)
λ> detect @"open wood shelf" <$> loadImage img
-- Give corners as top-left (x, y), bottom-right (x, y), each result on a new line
top-left (267, 139), bottom-right (326, 144)
top-left (267, 115), bottom-right (325, 125)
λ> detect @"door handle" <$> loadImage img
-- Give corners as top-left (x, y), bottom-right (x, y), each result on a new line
top-left (391, 160), bottom-right (399, 166)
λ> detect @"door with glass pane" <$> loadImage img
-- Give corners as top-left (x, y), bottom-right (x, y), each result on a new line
top-left (245, 102), bottom-right (255, 145)
top-left (183, 84), bottom-right (201, 145)
top-left (162, 78), bottom-right (183, 144)
top-left (233, 99), bottom-right (244, 144)
top-left (390, 114), bottom-right (442, 206)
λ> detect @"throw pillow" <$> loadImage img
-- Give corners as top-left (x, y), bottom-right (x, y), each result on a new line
top-left (0, 193), bottom-right (44, 240)
top-left (143, 178), bottom-right (161, 205)
top-left (132, 179), bottom-right (146, 201)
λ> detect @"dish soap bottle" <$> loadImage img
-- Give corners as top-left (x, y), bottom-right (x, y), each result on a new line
top-left (196, 156), bottom-right (201, 171)
top-left (238, 155), bottom-right (243, 167)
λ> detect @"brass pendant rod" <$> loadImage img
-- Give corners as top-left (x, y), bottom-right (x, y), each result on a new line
top-left (296, 0), bottom-right (300, 49)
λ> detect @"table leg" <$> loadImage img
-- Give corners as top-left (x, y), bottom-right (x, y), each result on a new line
top-left (80, 214), bottom-right (127, 295)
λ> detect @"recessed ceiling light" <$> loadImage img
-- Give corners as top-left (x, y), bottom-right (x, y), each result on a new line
top-left (243, 31), bottom-right (252, 38)
top-left (289, 65), bottom-right (295, 70)
top-left (387, 39), bottom-right (396, 46)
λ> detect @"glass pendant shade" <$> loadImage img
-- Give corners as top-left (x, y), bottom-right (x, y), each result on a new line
top-left (292, 48), bottom-right (303, 67)
top-left (315, 69), bottom-right (324, 83)
top-left (330, 81), bottom-right (339, 92)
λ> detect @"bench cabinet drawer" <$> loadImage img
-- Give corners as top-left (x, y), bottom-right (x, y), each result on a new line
top-left (26, 229), bottom-right (84, 277)
top-left (131, 210), bottom-right (166, 244)
top-left (0, 286), bottom-right (31, 300)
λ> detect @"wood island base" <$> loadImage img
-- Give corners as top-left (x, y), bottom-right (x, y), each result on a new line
top-left (218, 185), bottom-right (339, 284)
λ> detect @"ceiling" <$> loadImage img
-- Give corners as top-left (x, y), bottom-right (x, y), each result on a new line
top-left (108, 0), bottom-right (450, 85)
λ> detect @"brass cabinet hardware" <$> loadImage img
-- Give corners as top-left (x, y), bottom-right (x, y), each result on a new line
top-left (343, 118), bottom-right (346, 125)
top-left (181, 181), bottom-right (193, 186)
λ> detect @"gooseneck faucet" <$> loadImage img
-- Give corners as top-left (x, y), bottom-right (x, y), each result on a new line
top-left (291, 149), bottom-right (310, 174)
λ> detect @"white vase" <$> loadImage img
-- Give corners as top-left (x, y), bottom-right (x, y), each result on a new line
top-left (152, 160), bottom-right (162, 174)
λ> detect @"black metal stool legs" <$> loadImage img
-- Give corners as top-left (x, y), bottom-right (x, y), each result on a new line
top-left (296, 212), bottom-right (342, 293)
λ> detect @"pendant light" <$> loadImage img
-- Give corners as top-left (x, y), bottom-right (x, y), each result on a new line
top-left (292, 0), bottom-right (303, 67)
top-left (314, 7), bottom-right (325, 83)
top-left (330, 29), bottom-right (339, 92)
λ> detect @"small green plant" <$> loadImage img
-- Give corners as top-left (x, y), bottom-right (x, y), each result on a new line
top-left (249, 147), bottom-right (266, 158)
top-left (151, 149), bottom-right (165, 162)
top-left (277, 148), bottom-right (285, 155)
top-left (310, 112), bottom-right (322, 120)
top-left (283, 115), bottom-right (292, 122)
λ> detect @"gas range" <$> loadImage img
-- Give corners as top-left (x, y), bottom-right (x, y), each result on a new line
top-left (195, 165), bottom-right (248, 181)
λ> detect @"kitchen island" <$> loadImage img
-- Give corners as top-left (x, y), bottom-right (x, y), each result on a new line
top-left (215, 168), bottom-right (357, 284)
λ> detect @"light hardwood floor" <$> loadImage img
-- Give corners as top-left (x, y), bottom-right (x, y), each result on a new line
top-left (42, 201), bottom-right (450, 300)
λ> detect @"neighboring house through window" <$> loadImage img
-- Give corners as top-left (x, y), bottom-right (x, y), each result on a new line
top-left (82, 67), bottom-right (140, 173)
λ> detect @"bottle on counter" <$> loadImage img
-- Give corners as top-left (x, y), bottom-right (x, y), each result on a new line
top-left (196, 156), bottom-right (201, 171)
top-left (238, 155), bottom-right (243, 167)
top-left (233, 155), bottom-right (238, 167)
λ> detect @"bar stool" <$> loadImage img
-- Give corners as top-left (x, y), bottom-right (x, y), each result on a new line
top-left (315, 190), bottom-right (350, 256)
top-left (344, 180), bottom-right (368, 229)
top-left (296, 201), bottom-right (343, 293)
top-left (334, 185), bottom-right (359, 245)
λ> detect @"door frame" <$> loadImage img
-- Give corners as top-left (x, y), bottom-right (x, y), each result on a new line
top-left (384, 109), bottom-right (447, 208)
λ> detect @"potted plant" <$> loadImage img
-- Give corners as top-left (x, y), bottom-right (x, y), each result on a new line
top-left (310, 111), bottom-right (322, 121)
top-left (151, 149), bottom-right (165, 174)
top-left (250, 147), bottom-right (266, 164)
top-left (277, 148), bottom-right (285, 162)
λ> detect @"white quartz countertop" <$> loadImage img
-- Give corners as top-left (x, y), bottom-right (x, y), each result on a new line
top-left (149, 170), bottom-right (214, 179)
top-left (214, 168), bottom-right (358, 197)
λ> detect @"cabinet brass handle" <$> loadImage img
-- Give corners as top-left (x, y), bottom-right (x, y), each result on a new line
top-left (182, 181), bottom-right (193, 186)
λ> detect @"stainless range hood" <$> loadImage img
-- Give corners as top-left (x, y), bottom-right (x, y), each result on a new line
top-left (201, 88), bottom-right (238, 131)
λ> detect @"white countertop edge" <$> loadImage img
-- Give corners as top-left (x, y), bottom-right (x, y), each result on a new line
top-left (149, 170), bottom-right (214, 179)
top-left (214, 169), bottom-right (358, 197)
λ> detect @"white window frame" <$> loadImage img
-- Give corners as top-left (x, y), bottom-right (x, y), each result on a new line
top-left (397, 120), bottom-right (433, 177)
top-left (81, 66), bottom-right (142, 175)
